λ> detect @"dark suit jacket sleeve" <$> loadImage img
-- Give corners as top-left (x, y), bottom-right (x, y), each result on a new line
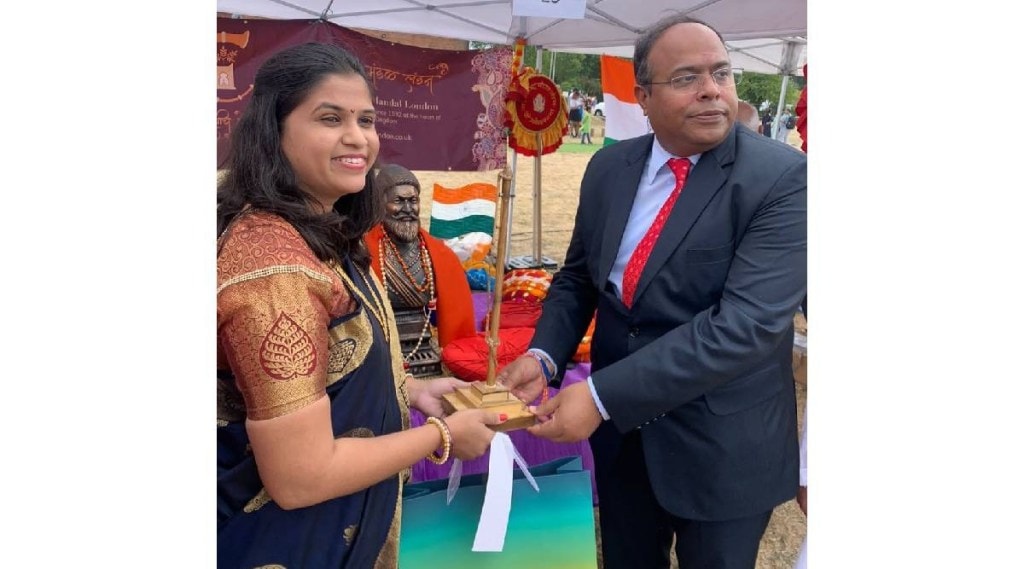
top-left (597, 158), bottom-right (806, 431)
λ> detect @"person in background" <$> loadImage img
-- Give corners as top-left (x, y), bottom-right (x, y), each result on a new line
top-left (568, 88), bottom-right (584, 137)
top-left (498, 14), bottom-right (806, 569)
top-left (736, 100), bottom-right (760, 132)
top-left (216, 42), bottom-right (502, 568)
top-left (793, 63), bottom-right (808, 569)
top-left (760, 108), bottom-right (774, 137)
top-left (775, 106), bottom-right (794, 143)
top-left (794, 408), bottom-right (808, 569)
top-left (580, 103), bottom-right (594, 145)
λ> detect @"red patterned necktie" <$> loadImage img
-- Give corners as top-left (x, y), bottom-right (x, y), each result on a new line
top-left (621, 157), bottom-right (691, 308)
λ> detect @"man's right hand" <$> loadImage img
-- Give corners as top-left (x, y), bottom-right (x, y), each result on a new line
top-left (496, 354), bottom-right (546, 403)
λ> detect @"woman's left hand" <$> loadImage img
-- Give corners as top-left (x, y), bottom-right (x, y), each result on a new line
top-left (408, 376), bottom-right (471, 417)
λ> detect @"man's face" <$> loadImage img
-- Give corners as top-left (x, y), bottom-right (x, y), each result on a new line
top-left (383, 184), bottom-right (420, 243)
top-left (634, 23), bottom-right (738, 157)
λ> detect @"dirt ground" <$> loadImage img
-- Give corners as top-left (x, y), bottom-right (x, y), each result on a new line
top-left (412, 125), bottom-right (808, 569)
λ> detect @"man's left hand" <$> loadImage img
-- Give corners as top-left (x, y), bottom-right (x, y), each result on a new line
top-left (526, 382), bottom-right (603, 443)
top-left (408, 376), bottom-right (471, 417)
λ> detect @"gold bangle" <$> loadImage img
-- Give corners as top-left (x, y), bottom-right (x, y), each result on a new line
top-left (425, 416), bottom-right (452, 465)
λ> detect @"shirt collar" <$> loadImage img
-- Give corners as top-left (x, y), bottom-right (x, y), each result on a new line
top-left (646, 135), bottom-right (701, 184)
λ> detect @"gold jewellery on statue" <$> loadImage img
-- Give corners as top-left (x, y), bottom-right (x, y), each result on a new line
top-left (379, 234), bottom-right (437, 365)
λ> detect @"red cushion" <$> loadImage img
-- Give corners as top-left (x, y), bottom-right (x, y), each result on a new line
top-left (500, 301), bottom-right (543, 328)
top-left (483, 300), bottom-right (543, 331)
top-left (441, 327), bottom-right (535, 382)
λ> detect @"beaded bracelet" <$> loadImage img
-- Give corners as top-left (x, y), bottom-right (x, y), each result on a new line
top-left (528, 350), bottom-right (555, 382)
top-left (425, 416), bottom-right (452, 465)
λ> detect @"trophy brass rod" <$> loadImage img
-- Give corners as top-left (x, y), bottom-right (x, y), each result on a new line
top-left (486, 166), bottom-right (514, 387)
top-left (505, 151), bottom-right (518, 268)
top-left (533, 132), bottom-right (543, 264)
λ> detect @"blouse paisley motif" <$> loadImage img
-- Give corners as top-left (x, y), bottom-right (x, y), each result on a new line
top-left (217, 212), bottom-right (356, 421)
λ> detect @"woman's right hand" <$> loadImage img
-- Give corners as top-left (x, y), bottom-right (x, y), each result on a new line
top-left (442, 409), bottom-right (504, 460)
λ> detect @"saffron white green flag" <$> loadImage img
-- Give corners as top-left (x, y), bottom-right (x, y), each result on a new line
top-left (600, 54), bottom-right (650, 146)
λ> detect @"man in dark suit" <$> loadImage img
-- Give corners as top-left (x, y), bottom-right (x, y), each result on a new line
top-left (497, 14), bottom-right (806, 569)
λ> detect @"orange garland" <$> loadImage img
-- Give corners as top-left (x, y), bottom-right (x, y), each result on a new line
top-left (381, 235), bottom-right (433, 294)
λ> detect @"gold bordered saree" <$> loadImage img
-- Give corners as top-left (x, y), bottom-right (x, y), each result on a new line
top-left (217, 212), bottom-right (409, 568)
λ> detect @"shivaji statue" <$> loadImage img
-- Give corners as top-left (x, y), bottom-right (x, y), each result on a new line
top-left (365, 164), bottom-right (478, 378)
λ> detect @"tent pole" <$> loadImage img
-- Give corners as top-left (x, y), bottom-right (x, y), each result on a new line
top-left (527, 45), bottom-right (543, 267)
top-left (533, 132), bottom-right (543, 265)
top-left (774, 74), bottom-right (790, 138)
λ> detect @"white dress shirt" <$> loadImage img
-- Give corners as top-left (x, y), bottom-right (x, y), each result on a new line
top-left (590, 137), bottom-right (701, 420)
top-left (607, 137), bottom-right (701, 298)
top-left (535, 136), bottom-right (701, 422)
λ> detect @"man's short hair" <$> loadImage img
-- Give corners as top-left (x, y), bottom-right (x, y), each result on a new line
top-left (634, 14), bottom-right (723, 89)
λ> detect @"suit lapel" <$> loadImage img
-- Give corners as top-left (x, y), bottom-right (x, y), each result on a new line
top-left (631, 127), bottom-right (738, 306)
top-left (597, 135), bottom-right (653, 288)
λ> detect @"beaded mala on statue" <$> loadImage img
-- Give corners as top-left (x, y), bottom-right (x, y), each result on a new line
top-left (379, 233), bottom-right (438, 371)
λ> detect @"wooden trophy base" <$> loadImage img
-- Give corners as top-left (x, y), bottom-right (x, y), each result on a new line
top-left (440, 381), bottom-right (536, 432)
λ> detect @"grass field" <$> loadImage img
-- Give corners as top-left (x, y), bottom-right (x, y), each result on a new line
top-left (555, 140), bottom-right (604, 154)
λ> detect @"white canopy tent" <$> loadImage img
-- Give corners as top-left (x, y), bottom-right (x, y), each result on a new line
top-left (217, 0), bottom-right (807, 129)
top-left (217, 0), bottom-right (805, 71)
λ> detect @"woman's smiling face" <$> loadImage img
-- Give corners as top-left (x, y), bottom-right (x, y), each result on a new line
top-left (280, 73), bottom-right (379, 211)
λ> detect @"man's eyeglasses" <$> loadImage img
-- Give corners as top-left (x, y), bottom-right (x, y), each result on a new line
top-left (644, 67), bottom-right (743, 92)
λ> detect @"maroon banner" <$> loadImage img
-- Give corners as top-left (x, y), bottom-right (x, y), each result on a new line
top-left (217, 18), bottom-right (511, 171)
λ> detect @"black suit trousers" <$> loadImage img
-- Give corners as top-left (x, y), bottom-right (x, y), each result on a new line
top-left (592, 424), bottom-right (773, 569)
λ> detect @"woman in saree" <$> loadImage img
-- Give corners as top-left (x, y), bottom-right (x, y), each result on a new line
top-left (217, 42), bottom-right (503, 568)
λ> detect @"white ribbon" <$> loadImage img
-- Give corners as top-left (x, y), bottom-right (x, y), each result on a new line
top-left (445, 432), bottom-right (540, 552)
top-left (446, 454), bottom-right (463, 505)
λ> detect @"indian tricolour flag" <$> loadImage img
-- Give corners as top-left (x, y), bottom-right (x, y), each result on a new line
top-left (600, 54), bottom-right (650, 146)
top-left (427, 182), bottom-right (497, 240)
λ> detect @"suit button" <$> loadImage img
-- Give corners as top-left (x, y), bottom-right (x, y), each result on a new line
top-left (628, 327), bottom-right (639, 338)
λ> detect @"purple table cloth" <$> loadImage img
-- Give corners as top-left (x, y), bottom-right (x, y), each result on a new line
top-left (469, 290), bottom-right (492, 332)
